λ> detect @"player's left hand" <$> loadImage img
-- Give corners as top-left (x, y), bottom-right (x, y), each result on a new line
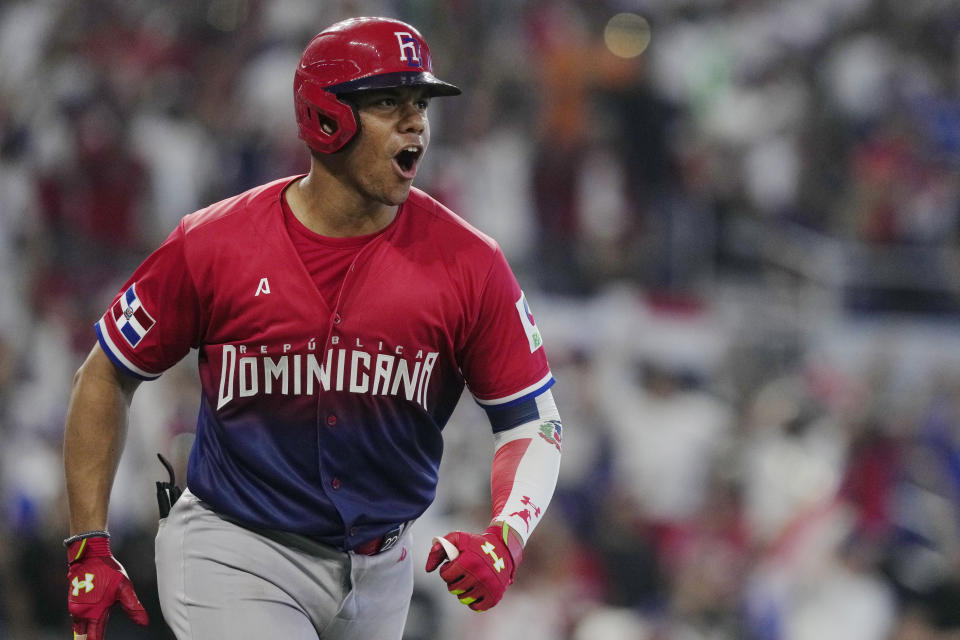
top-left (66, 535), bottom-right (149, 639)
top-left (425, 523), bottom-right (523, 612)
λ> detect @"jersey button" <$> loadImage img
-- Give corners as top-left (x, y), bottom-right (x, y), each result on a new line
top-left (331, 477), bottom-right (341, 490)
top-left (333, 313), bottom-right (342, 325)
top-left (349, 527), bottom-right (358, 537)
top-left (326, 414), bottom-right (337, 426)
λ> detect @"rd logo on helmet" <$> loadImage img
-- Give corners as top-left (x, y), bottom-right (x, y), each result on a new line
top-left (394, 32), bottom-right (422, 67)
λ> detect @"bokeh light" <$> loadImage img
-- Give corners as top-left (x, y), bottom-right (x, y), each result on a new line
top-left (604, 12), bottom-right (651, 58)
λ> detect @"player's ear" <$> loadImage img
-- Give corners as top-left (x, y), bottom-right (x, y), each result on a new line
top-left (317, 114), bottom-right (337, 135)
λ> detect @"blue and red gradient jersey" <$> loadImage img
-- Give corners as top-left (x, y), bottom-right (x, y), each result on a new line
top-left (95, 176), bottom-right (554, 549)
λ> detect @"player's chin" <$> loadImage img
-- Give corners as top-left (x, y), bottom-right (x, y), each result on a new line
top-left (381, 182), bottom-right (414, 206)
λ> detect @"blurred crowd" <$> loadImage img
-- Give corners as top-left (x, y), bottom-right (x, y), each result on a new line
top-left (1, 0), bottom-right (959, 638)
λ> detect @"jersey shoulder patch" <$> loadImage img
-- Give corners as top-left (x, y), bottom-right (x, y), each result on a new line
top-left (514, 291), bottom-right (543, 353)
top-left (109, 283), bottom-right (155, 348)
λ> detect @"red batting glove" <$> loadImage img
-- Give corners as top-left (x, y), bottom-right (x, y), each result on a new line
top-left (66, 534), bottom-right (149, 639)
top-left (425, 523), bottom-right (524, 612)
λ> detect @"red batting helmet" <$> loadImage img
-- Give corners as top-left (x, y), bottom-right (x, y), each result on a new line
top-left (294, 17), bottom-right (461, 153)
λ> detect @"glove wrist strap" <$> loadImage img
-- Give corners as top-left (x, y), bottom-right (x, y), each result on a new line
top-left (63, 530), bottom-right (110, 547)
top-left (485, 522), bottom-right (524, 570)
top-left (65, 532), bottom-right (112, 564)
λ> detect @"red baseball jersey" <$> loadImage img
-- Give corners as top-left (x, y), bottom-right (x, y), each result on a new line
top-left (95, 176), bottom-right (554, 548)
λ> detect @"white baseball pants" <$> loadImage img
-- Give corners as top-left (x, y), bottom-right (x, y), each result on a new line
top-left (155, 489), bottom-right (414, 639)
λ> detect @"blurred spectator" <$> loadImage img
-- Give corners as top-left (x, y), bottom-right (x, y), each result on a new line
top-left (601, 357), bottom-right (733, 528)
top-left (525, 1), bottom-right (641, 295)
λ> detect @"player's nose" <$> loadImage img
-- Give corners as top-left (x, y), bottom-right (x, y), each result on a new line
top-left (398, 102), bottom-right (426, 134)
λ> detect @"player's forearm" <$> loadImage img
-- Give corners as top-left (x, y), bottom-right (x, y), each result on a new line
top-left (489, 391), bottom-right (562, 544)
top-left (63, 346), bottom-right (139, 535)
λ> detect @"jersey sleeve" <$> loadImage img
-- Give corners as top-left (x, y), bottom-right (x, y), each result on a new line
top-left (95, 222), bottom-right (203, 380)
top-left (459, 247), bottom-right (554, 432)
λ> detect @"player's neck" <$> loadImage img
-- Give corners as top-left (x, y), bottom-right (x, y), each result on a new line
top-left (287, 171), bottom-right (398, 238)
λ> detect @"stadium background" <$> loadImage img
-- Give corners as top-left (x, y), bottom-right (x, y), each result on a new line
top-left (1, 0), bottom-right (959, 638)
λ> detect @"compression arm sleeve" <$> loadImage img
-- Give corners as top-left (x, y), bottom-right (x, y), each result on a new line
top-left (489, 389), bottom-right (562, 545)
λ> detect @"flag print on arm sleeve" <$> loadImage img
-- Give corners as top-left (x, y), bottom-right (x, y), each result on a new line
top-left (458, 248), bottom-right (554, 431)
top-left (95, 224), bottom-right (204, 380)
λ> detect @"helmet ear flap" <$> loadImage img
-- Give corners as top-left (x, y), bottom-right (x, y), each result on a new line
top-left (294, 17), bottom-right (459, 153)
top-left (294, 84), bottom-right (358, 154)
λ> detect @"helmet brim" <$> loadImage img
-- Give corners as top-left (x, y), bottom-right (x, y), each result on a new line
top-left (327, 71), bottom-right (461, 97)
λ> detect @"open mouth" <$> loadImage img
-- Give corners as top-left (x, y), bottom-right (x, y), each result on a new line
top-left (393, 146), bottom-right (422, 179)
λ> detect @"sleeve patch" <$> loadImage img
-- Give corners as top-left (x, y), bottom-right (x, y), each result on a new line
top-left (95, 320), bottom-right (161, 380)
top-left (110, 283), bottom-right (155, 348)
top-left (537, 420), bottom-right (562, 453)
top-left (514, 291), bottom-right (543, 353)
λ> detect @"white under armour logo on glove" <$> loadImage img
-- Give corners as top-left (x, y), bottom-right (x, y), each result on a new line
top-left (480, 541), bottom-right (505, 572)
top-left (72, 574), bottom-right (95, 596)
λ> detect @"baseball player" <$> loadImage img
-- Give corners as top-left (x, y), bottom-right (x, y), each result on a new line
top-left (62, 16), bottom-right (563, 640)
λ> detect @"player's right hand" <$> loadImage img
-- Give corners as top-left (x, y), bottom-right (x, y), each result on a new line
top-left (66, 534), bottom-right (148, 639)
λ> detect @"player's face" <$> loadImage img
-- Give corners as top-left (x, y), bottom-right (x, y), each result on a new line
top-left (341, 87), bottom-right (432, 206)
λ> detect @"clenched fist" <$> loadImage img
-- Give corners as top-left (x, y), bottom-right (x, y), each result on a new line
top-left (425, 523), bottom-right (524, 611)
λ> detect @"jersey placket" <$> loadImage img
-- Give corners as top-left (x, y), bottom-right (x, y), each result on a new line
top-left (313, 233), bottom-right (386, 548)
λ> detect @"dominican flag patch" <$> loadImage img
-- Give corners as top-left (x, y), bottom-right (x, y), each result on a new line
top-left (111, 283), bottom-right (155, 348)
top-left (514, 291), bottom-right (543, 353)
